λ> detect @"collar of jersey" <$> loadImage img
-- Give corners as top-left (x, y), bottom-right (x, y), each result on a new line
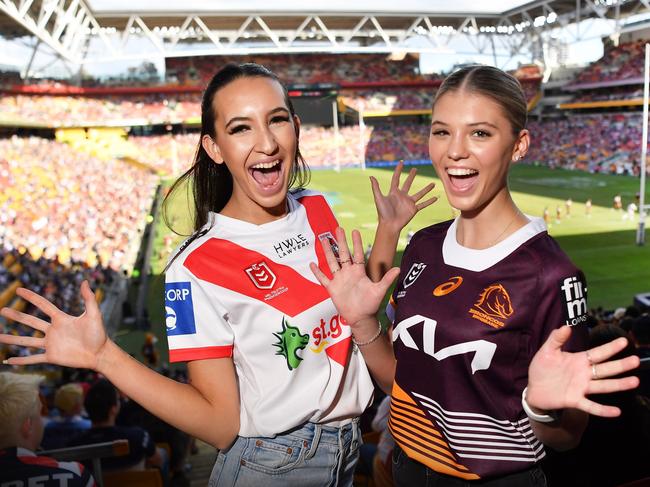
top-left (442, 216), bottom-right (547, 272)
top-left (15, 447), bottom-right (36, 457)
top-left (207, 193), bottom-right (300, 233)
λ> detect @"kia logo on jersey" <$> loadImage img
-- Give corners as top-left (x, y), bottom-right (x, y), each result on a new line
top-left (164, 282), bottom-right (196, 336)
top-left (245, 261), bottom-right (277, 290)
top-left (403, 262), bottom-right (427, 288)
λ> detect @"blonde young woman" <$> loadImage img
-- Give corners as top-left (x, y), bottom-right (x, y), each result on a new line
top-left (311, 66), bottom-right (640, 486)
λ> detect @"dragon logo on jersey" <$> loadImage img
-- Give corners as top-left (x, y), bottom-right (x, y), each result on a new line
top-left (403, 263), bottom-right (427, 288)
top-left (245, 261), bottom-right (277, 290)
top-left (469, 284), bottom-right (514, 329)
top-left (273, 317), bottom-right (310, 370)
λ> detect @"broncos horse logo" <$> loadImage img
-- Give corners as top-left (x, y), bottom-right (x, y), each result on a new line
top-left (273, 317), bottom-right (310, 371)
top-left (473, 284), bottom-right (514, 320)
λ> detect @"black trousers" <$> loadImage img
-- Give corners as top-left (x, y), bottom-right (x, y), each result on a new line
top-left (392, 445), bottom-right (547, 487)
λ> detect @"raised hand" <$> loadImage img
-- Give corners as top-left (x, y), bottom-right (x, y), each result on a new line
top-left (0, 281), bottom-right (108, 370)
top-left (370, 161), bottom-right (437, 233)
top-left (310, 227), bottom-right (399, 326)
top-left (526, 325), bottom-right (640, 417)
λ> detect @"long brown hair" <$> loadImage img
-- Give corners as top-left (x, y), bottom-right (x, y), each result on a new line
top-left (162, 63), bottom-right (310, 266)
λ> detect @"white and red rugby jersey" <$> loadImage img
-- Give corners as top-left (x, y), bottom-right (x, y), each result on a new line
top-left (165, 189), bottom-right (374, 437)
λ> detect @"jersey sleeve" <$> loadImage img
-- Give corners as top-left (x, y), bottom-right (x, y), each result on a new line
top-left (385, 236), bottom-right (415, 325)
top-left (164, 256), bottom-right (234, 363)
top-left (533, 265), bottom-right (589, 354)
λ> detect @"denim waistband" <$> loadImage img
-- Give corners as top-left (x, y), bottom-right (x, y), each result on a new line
top-left (281, 418), bottom-right (360, 448)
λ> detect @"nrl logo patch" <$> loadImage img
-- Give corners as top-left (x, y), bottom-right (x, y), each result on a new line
top-left (245, 261), bottom-right (277, 290)
top-left (403, 263), bottom-right (427, 288)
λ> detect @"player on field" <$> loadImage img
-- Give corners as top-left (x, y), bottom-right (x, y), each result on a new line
top-left (0, 63), bottom-right (435, 486)
top-left (311, 66), bottom-right (640, 486)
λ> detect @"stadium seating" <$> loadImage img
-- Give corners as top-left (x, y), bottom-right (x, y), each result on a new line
top-left (527, 113), bottom-right (643, 175)
top-left (573, 39), bottom-right (646, 85)
top-left (165, 53), bottom-right (434, 86)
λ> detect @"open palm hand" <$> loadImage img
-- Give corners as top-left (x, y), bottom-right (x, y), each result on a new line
top-left (0, 281), bottom-right (108, 370)
top-left (526, 326), bottom-right (640, 417)
top-left (371, 161), bottom-right (437, 233)
top-left (310, 228), bottom-right (399, 326)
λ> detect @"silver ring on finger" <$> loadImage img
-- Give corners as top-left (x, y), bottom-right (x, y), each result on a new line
top-left (591, 364), bottom-right (598, 380)
top-left (353, 259), bottom-right (365, 265)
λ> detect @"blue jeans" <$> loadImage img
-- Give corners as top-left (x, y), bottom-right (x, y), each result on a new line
top-left (209, 419), bottom-right (361, 486)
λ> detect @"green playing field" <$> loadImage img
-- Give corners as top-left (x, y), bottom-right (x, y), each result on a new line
top-left (131, 164), bottom-right (647, 363)
top-left (147, 164), bottom-right (647, 328)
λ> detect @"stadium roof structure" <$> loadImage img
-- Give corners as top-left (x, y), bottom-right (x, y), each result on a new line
top-left (1, 0), bottom-right (649, 69)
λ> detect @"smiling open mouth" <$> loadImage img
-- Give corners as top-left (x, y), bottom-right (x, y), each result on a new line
top-left (250, 159), bottom-right (282, 188)
top-left (447, 167), bottom-right (478, 191)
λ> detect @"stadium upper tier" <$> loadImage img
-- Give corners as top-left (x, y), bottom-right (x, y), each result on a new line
top-left (570, 39), bottom-right (647, 88)
top-left (165, 53), bottom-right (437, 86)
top-left (0, 83), bottom-right (541, 128)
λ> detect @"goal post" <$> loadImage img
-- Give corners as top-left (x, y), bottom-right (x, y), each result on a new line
top-left (637, 43), bottom-right (649, 245)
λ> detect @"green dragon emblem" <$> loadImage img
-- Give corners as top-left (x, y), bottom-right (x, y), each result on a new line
top-left (273, 317), bottom-right (310, 371)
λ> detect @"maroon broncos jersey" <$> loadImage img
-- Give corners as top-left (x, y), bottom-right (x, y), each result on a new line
top-left (386, 217), bottom-right (589, 480)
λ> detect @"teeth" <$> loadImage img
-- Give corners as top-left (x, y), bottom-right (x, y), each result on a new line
top-left (251, 159), bottom-right (280, 170)
top-left (447, 167), bottom-right (478, 176)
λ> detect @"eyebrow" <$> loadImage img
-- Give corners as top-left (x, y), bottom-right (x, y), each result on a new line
top-left (225, 107), bottom-right (290, 129)
top-left (431, 120), bottom-right (499, 129)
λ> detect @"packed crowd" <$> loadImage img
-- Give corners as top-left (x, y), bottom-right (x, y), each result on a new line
top-left (0, 249), bottom-right (118, 367)
top-left (573, 39), bottom-right (646, 85)
top-left (127, 123), bottom-right (431, 174)
top-left (166, 53), bottom-right (432, 86)
top-left (339, 88), bottom-right (434, 112)
top-left (129, 134), bottom-right (199, 175)
top-left (0, 136), bottom-right (158, 270)
top-left (0, 94), bottom-right (201, 126)
top-left (526, 113), bottom-right (643, 175)
top-left (572, 85), bottom-right (644, 103)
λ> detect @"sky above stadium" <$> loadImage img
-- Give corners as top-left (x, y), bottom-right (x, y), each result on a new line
top-left (88, 0), bottom-right (530, 15)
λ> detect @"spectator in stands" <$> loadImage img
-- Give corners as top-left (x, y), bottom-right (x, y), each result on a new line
top-left (41, 382), bottom-right (91, 450)
top-left (67, 379), bottom-right (166, 475)
top-left (0, 372), bottom-right (95, 487)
